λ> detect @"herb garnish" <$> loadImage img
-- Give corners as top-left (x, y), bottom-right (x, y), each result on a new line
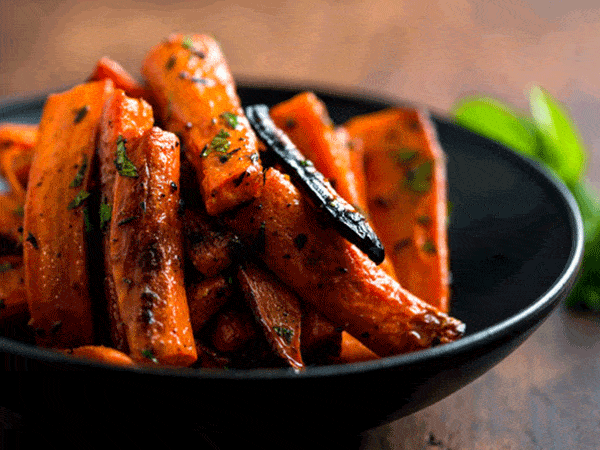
top-left (405, 161), bottom-right (432, 193)
top-left (274, 326), bottom-right (294, 345)
top-left (0, 262), bottom-right (12, 273)
top-left (73, 105), bottom-right (89, 124)
top-left (394, 150), bottom-right (418, 165)
top-left (68, 190), bottom-right (90, 209)
top-left (70, 155), bottom-right (88, 188)
top-left (114, 135), bottom-right (139, 178)
top-left (220, 112), bottom-right (239, 129)
top-left (201, 129), bottom-right (231, 157)
top-left (181, 36), bottom-right (194, 50)
top-left (422, 239), bottom-right (437, 254)
top-left (99, 200), bottom-right (112, 231)
top-left (83, 207), bottom-right (93, 232)
top-left (141, 348), bottom-right (159, 364)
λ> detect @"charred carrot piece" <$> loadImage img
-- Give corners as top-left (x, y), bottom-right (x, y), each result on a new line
top-left (209, 305), bottom-right (257, 354)
top-left (141, 34), bottom-right (263, 215)
top-left (187, 275), bottom-right (234, 333)
top-left (98, 89), bottom-right (155, 350)
top-left (270, 93), bottom-right (396, 277)
top-left (183, 208), bottom-right (240, 278)
top-left (238, 263), bottom-right (304, 371)
top-left (345, 108), bottom-right (450, 312)
top-left (23, 80), bottom-right (114, 348)
top-left (0, 257), bottom-right (27, 323)
top-left (226, 168), bottom-right (464, 357)
top-left (300, 307), bottom-right (342, 364)
top-left (65, 345), bottom-right (135, 366)
top-left (109, 127), bottom-right (196, 366)
top-left (88, 57), bottom-right (148, 100)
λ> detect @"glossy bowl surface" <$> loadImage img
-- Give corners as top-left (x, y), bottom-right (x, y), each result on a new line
top-left (0, 85), bottom-right (584, 448)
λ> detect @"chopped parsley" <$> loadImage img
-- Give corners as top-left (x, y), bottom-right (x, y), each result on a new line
top-left (201, 129), bottom-right (230, 157)
top-left (274, 326), bottom-right (294, 345)
top-left (220, 111), bottom-right (239, 129)
top-left (422, 239), bottom-right (437, 254)
top-left (70, 155), bottom-right (88, 188)
top-left (394, 150), bottom-right (418, 165)
top-left (181, 36), bottom-right (194, 50)
top-left (68, 190), bottom-right (90, 209)
top-left (99, 200), bottom-right (112, 231)
top-left (141, 348), bottom-right (159, 364)
top-left (114, 135), bottom-right (138, 178)
top-left (83, 207), bottom-right (93, 232)
top-left (405, 161), bottom-right (432, 193)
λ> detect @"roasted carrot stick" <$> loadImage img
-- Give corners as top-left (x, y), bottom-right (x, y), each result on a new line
top-left (0, 193), bottom-right (24, 256)
top-left (187, 275), bottom-right (234, 333)
top-left (226, 168), bottom-right (464, 357)
top-left (98, 89), bottom-right (155, 350)
top-left (109, 127), bottom-right (196, 366)
top-left (0, 123), bottom-right (38, 150)
top-left (0, 146), bottom-right (34, 202)
top-left (338, 332), bottom-right (379, 363)
top-left (238, 263), bottom-right (304, 371)
top-left (23, 80), bottom-right (114, 348)
top-left (269, 92), bottom-right (396, 277)
top-left (0, 257), bottom-right (27, 323)
top-left (88, 57), bottom-right (148, 100)
top-left (141, 34), bottom-right (263, 215)
top-left (345, 108), bottom-right (450, 312)
top-left (65, 345), bottom-right (135, 366)
top-left (300, 307), bottom-right (342, 364)
top-left (210, 305), bottom-right (257, 354)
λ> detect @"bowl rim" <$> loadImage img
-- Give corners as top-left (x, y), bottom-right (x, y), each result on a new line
top-left (0, 84), bottom-right (585, 379)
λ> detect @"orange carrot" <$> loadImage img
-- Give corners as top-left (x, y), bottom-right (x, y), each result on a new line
top-left (109, 127), bottom-right (196, 366)
top-left (210, 305), bottom-right (257, 354)
top-left (345, 108), bottom-right (450, 312)
top-left (0, 124), bottom-right (38, 150)
top-left (88, 57), bottom-right (148, 100)
top-left (141, 34), bottom-right (263, 215)
top-left (98, 89), bottom-right (155, 350)
top-left (0, 257), bottom-right (27, 323)
top-left (23, 80), bottom-right (114, 348)
top-left (187, 275), bottom-right (234, 333)
top-left (226, 168), bottom-right (463, 357)
top-left (66, 345), bottom-right (135, 366)
top-left (300, 307), bottom-right (342, 364)
top-left (0, 193), bottom-right (24, 256)
top-left (337, 332), bottom-right (379, 363)
top-left (238, 263), bottom-right (304, 371)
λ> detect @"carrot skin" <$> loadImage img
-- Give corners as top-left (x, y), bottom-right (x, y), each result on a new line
top-left (346, 108), bottom-right (450, 312)
top-left (23, 80), bottom-right (114, 348)
top-left (66, 345), bottom-right (135, 366)
top-left (88, 57), bottom-right (148, 100)
top-left (187, 275), bottom-right (234, 333)
top-left (226, 168), bottom-right (464, 357)
top-left (141, 34), bottom-right (263, 215)
top-left (109, 127), bottom-right (196, 366)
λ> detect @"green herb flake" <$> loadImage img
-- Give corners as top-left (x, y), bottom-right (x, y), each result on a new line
top-left (417, 215), bottom-right (431, 226)
top-left (74, 105), bottom-right (89, 124)
top-left (220, 111), bottom-right (239, 129)
top-left (202, 129), bottom-right (231, 157)
top-left (0, 262), bottom-right (13, 273)
top-left (422, 239), bottom-right (437, 254)
top-left (114, 135), bottom-right (139, 178)
top-left (70, 155), bottom-right (89, 188)
top-left (405, 161), bottom-right (432, 193)
top-left (99, 200), bottom-right (112, 231)
top-left (13, 205), bottom-right (24, 217)
top-left (141, 348), bottom-right (159, 364)
top-left (83, 207), bottom-right (93, 232)
top-left (68, 190), bottom-right (91, 210)
top-left (393, 150), bottom-right (418, 165)
top-left (181, 36), bottom-right (194, 50)
top-left (274, 326), bottom-right (294, 345)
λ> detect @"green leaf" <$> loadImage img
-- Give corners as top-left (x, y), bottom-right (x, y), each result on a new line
top-left (114, 135), bottom-right (139, 178)
top-left (569, 180), bottom-right (600, 248)
top-left (452, 97), bottom-right (538, 158)
top-left (529, 86), bottom-right (586, 185)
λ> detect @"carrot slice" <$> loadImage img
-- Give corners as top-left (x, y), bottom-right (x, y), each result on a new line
top-left (0, 124), bottom-right (38, 150)
top-left (0, 257), bottom-right (27, 323)
top-left (337, 332), bottom-right (379, 363)
top-left (226, 168), bottom-right (464, 357)
top-left (88, 57), bottom-right (148, 99)
top-left (109, 127), bottom-right (196, 366)
top-left (0, 193), bottom-right (24, 256)
top-left (98, 89), bottom-right (155, 350)
top-left (141, 34), bottom-right (263, 215)
top-left (23, 80), bottom-right (114, 348)
top-left (345, 108), bottom-right (450, 312)
top-left (300, 307), bottom-right (342, 364)
top-left (66, 345), bottom-right (135, 366)
top-left (187, 275), bottom-right (234, 333)
top-left (238, 263), bottom-right (304, 371)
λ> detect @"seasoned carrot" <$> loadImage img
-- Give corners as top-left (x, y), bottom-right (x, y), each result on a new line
top-left (98, 89), bottom-right (155, 350)
top-left (238, 263), bottom-right (304, 371)
top-left (0, 145), bottom-right (34, 202)
top-left (0, 257), bottom-right (27, 323)
top-left (141, 34), bottom-right (263, 215)
top-left (88, 57), bottom-right (148, 100)
top-left (269, 93), bottom-right (396, 277)
top-left (0, 193), bottom-right (24, 256)
top-left (210, 305), bottom-right (257, 354)
top-left (300, 307), bottom-right (342, 364)
top-left (337, 332), bottom-right (379, 363)
top-left (66, 345), bottom-right (135, 366)
top-left (0, 123), bottom-right (38, 150)
top-left (183, 208), bottom-right (240, 278)
top-left (226, 168), bottom-right (464, 357)
top-left (345, 108), bottom-right (450, 312)
top-left (109, 127), bottom-right (196, 366)
top-left (23, 80), bottom-right (114, 348)
top-left (187, 275), bottom-right (234, 333)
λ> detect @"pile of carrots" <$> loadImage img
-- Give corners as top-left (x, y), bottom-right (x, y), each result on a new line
top-left (0, 34), bottom-right (464, 370)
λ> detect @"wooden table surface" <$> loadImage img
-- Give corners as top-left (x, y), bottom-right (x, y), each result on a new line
top-left (2, 1), bottom-right (600, 448)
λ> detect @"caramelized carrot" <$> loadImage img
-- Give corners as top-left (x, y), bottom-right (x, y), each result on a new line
top-left (98, 89), bottom-right (154, 350)
top-left (0, 257), bottom-right (27, 322)
top-left (226, 168), bottom-right (464, 357)
top-left (141, 34), bottom-right (263, 215)
top-left (0, 193), bottom-right (24, 256)
top-left (0, 145), bottom-right (34, 202)
top-left (88, 57), bottom-right (148, 99)
top-left (187, 275), bottom-right (234, 333)
top-left (23, 80), bottom-right (114, 348)
top-left (210, 305), bottom-right (257, 354)
top-left (337, 332), bottom-right (379, 363)
top-left (66, 345), bottom-right (135, 366)
top-left (269, 92), bottom-right (396, 277)
top-left (300, 307), bottom-right (342, 364)
top-left (0, 124), bottom-right (38, 150)
top-left (238, 263), bottom-right (304, 371)
top-left (109, 127), bottom-right (196, 366)
top-left (345, 108), bottom-right (450, 312)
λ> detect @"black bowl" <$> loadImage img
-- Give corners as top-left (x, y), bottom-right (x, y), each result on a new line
top-left (0, 85), bottom-right (583, 449)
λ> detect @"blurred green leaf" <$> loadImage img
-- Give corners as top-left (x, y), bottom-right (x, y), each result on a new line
top-left (452, 97), bottom-right (538, 158)
top-left (569, 180), bottom-right (600, 248)
top-left (529, 86), bottom-right (586, 185)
